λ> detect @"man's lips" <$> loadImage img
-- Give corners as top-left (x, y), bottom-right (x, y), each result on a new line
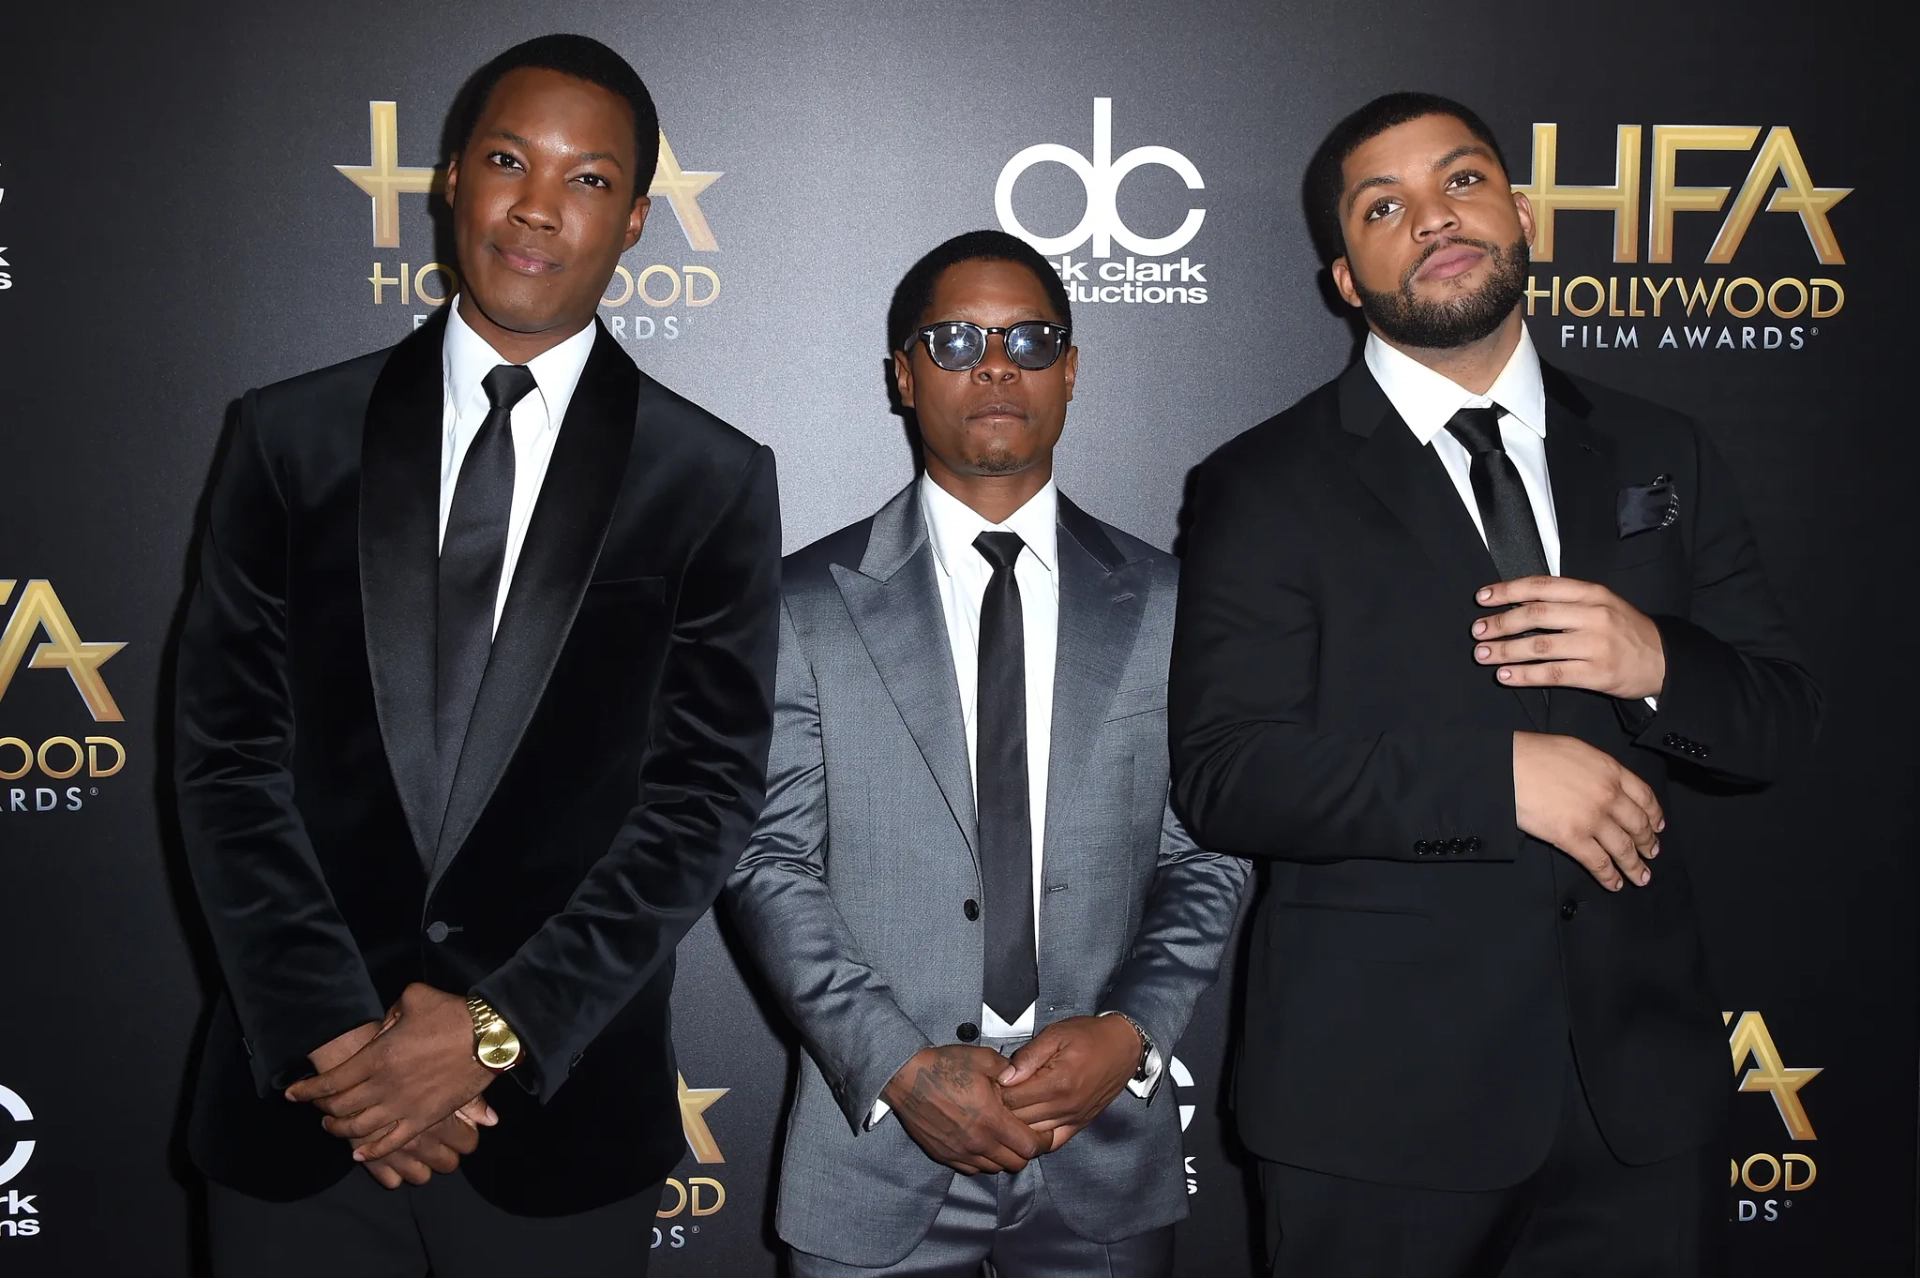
top-left (966, 403), bottom-right (1028, 422)
top-left (492, 243), bottom-right (561, 275)
top-left (1416, 243), bottom-right (1486, 283)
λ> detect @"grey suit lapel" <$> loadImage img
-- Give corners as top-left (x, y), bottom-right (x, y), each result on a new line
top-left (1043, 497), bottom-right (1145, 858)
top-left (833, 483), bottom-right (979, 864)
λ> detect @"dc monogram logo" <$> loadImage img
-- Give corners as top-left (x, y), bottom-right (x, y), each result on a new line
top-left (0, 1085), bottom-right (32, 1186)
top-left (996, 98), bottom-right (1206, 259)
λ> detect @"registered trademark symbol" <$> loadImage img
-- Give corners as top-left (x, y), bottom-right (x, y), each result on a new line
top-left (1810, 328), bottom-right (1819, 336)
top-left (692, 1226), bottom-right (701, 1234)
top-left (90, 788), bottom-right (98, 796)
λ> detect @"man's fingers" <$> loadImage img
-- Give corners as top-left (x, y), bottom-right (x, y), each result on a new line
top-left (321, 1102), bottom-right (392, 1140)
top-left (1001, 1071), bottom-right (1070, 1111)
top-left (1048, 1125), bottom-right (1080, 1152)
top-left (363, 1160), bottom-right (404, 1190)
top-left (1574, 837), bottom-right (1625, 891)
top-left (1478, 576), bottom-right (1602, 608)
top-left (436, 1118), bottom-right (481, 1157)
top-left (350, 1120), bottom-right (415, 1164)
top-left (1478, 630), bottom-right (1599, 669)
top-left (1593, 822), bottom-right (1650, 887)
top-left (1608, 794), bottom-right (1658, 857)
top-left (1619, 771), bottom-right (1664, 832)
top-left (454, 1097), bottom-right (498, 1128)
top-left (999, 1035), bottom-right (1063, 1087)
top-left (306, 1080), bottom-right (382, 1119)
top-left (285, 1052), bottom-right (377, 1103)
top-left (1473, 600), bottom-right (1588, 640)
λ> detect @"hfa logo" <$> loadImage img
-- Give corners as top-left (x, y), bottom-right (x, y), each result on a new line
top-left (656, 1073), bottom-right (727, 1246)
top-left (0, 1083), bottom-right (37, 1239)
top-left (1725, 1011), bottom-right (1821, 1223)
top-left (998, 99), bottom-right (1210, 307)
top-left (1513, 124), bottom-right (1851, 353)
top-left (0, 582), bottom-right (124, 722)
top-left (334, 101), bottom-right (725, 341)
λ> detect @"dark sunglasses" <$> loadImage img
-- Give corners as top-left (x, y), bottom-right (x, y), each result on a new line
top-left (906, 320), bottom-right (1072, 372)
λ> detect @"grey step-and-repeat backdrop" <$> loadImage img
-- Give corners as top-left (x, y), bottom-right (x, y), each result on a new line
top-left (1, 2), bottom-right (1909, 1273)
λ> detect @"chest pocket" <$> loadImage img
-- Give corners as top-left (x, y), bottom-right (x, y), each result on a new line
top-left (1102, 685), bottom-right (1166, 723)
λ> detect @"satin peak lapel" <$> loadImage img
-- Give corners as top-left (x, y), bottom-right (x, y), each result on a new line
top-left (1043, 498), bottom-right (1145, 852)
top-left (360, 309), bottom-right (449, 864)
top-left (429, 323), bottom-right (639, 891)
top-left (832, 484), bottom-right (979, 865)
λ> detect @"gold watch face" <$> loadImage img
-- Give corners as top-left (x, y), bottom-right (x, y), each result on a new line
top-left (477, 1022), bottom-right (522, 1071)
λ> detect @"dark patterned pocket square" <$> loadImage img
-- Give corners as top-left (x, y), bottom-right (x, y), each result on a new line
top-left (1617, 474), bottom-right (1679, 538)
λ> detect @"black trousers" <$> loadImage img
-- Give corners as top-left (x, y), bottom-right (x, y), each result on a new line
top-left (208, 1169), bottom-right (665, 1278)
top-left (1261, 1052), bottom-right (1726, 1278)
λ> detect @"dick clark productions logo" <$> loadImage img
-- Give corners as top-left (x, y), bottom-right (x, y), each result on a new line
top-left (0, 1083), bottom-right (38, 1240)
top-left (997, 99), bottom-right (1211, 307)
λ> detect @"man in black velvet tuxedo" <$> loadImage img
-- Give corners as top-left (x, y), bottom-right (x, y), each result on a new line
top-left (1169, 94), bottom-right (1821, 1276)
top-left (174, 35), bottom-right (780, 1276)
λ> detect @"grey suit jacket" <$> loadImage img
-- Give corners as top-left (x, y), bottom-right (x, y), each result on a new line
top-left (726, 482), bottom-right (1248, 1266)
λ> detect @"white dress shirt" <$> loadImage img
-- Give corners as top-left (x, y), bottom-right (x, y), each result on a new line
top-left (920, 472), bottom-right (1059, 1039)
top-left (438, 300), bottom-right (597, 635)
top-left (1365, 326), bottom-right (1558, 574)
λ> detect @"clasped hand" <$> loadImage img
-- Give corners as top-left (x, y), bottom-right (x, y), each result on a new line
top-left (1474, 576), bottom-right (1668, 894)
top-left (285, 983), bottom-right (499, 1189)
top-left (881, 1015), bottom-right (1142, 1176)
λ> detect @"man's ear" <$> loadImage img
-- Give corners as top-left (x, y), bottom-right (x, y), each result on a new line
top-left (1330, 256), bottom-right (1363, 309)
top-left (1513, 190), bottom-right (1536, 250)
top-left (443, 154), bottom-right (461, 209)
top-left (624, 194), bottom-right (651, 253)
top-left (892, 348), bottom-right (916, 410)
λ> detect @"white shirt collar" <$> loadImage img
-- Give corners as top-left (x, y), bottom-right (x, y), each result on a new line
top-left (1364, 325), bottom-right (1547, 446)
top-left (919, 471), bottom-right (1059, 576)
top-left (442, 297), bottom-right (599, 435)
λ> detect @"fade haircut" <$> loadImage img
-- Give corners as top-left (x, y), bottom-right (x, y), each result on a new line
top-left (888, 229), bottom-right (1073, 354)
top-left (1304, 92), bottom-right (1509, 264)
top-left (448, 34), bottom-right (660, 197)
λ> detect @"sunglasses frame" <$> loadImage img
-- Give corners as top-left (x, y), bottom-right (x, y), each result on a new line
top-left (906, 320), bottom-right (1073, 372)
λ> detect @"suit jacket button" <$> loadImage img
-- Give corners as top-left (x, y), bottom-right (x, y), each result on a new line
top-left (1663, 733), bottom-right (1680, 747)
top-left (957, 1022), bottom-right (979, 1042)
top-left (1560, 901), bottom-right (1580, 920)
top-left (963, 898), bottom-right (980, 921)
top-left (425, 921), bottom-right (451, 943)
top-left (1448, 838), bottom-right (1463, 854)
top-left (1466, 837), bottom-right (1482, 853)
top-left (1413, 840), bottom-right (1429, 855)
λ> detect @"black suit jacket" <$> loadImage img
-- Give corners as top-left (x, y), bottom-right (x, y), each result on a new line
top-left (1168, 358), bottom-right (1821, 1191)
top-left (175, 309), bottom-right (781, 1215)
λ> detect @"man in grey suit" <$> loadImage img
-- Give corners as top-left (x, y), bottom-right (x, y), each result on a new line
top-left (726, 230), bottom-right (1247, 1276)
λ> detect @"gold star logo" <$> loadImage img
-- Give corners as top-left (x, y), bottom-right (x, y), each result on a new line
top-left (335, 102), bottom-right (439, 249)
top-left (677, 1072), bottom-right (729, 1164)
top-left (1726, 1011), bottom-right (1822, 1140)
top-left (649, 133), bottom-right (722, 252)
top-left (0, 581), bottom-right (126, 722)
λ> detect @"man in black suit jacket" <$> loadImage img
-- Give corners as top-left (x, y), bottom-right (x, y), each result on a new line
top-left (1169, 93), bottom-right (1821, 1277)
top-left (174, 36), bottom-right (779, 1276)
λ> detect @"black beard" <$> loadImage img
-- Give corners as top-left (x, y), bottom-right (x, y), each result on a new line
top-left (1353, 235), bottom-right (1529, 349)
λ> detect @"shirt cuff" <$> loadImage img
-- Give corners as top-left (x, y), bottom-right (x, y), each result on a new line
top-left (1645, 695), bottom-right (1660, 710)
top-left (1100, 1010), bottom-right (1162, 1101)
top-left (865, 1098), bottom-right (892, 1130)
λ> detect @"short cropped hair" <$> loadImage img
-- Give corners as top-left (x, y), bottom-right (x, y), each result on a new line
top-left (887, 229), bottom-right (1073, 353)
top-left (448, 34), bottom-right (660, 196)
top-left (1304, 92), bottom-right (1509, 263)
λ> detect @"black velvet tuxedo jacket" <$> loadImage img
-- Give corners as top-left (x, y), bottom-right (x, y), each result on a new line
top-left (175, 309), bottom-right (780, 1215)
top-left (1168, 358), bottom-right (1821, 1191)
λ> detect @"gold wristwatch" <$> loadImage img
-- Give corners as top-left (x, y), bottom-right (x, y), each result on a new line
top-left (466, 994), bottom-right (523, 1072)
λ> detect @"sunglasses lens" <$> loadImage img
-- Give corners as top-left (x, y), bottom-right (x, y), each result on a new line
top-left (1004, 323), bottom-right (1065, 370)
top-left (926, 323), bottom-right (987, 371)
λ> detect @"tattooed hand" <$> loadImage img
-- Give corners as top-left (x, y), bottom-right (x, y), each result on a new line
top-left (880, 1045), bottom-right (1045, 1174)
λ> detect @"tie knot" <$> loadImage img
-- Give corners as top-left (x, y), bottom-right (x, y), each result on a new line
top-left (1444, 404), bottom-right (1509, 455)
top-left (482, 364), bottom-right (538, 413)
top-left (973, 530), bottom-right (1025, 572)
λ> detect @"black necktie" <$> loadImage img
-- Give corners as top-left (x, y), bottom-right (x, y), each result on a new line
top-left (1445, 404), bottom-right (1549, 582)
top-left (973, 530), bottom-right (1038, 1024)
top-left (436, 364), bottom-right (535, 798)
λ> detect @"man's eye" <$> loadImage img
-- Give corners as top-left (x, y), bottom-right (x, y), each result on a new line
top-left (577, 174), bottom-right (609, 189)
top-left (488, 152), bottom-right (522, 170)
top-left (1365, 198), bottom-right (1398, 222)
top-left (1448, 171), bottom-right (1484, 190)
